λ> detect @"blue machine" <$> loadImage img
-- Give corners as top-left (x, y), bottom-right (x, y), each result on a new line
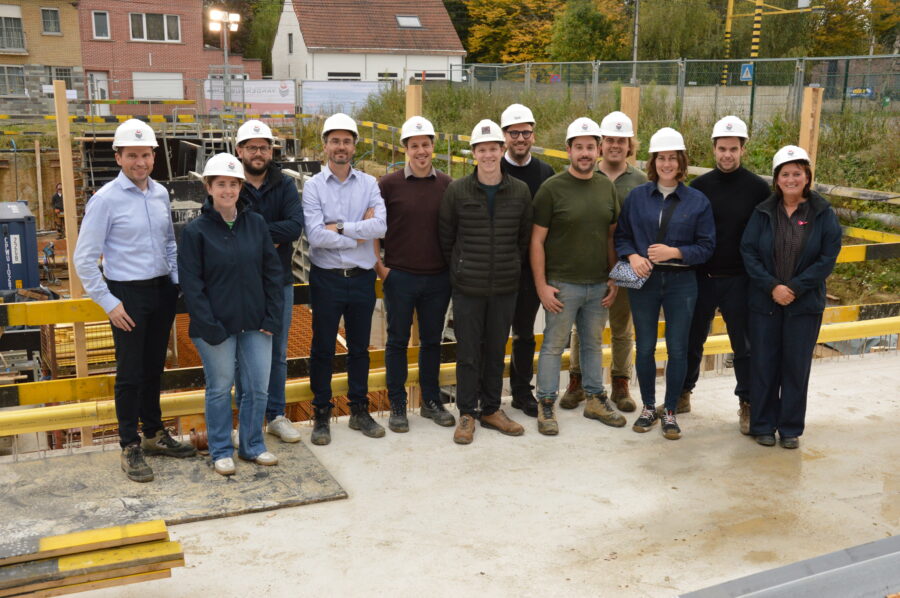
top-left (0, 202), bottom-right (39, 290)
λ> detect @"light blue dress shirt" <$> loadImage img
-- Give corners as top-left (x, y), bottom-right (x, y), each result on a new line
top-left (302, 164), bottom-right (387, 269)
top-left (74, 171), bottom-right (178, 313)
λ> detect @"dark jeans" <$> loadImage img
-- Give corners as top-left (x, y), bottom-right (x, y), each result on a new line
top-left (309, 266), bottom-right (376, 410)
top-left (383, 269), bottom-right (451, 408)
top-left (452, 290), bottom-right (517, 417)
top-left (684, 273), bottom-right (751, 402)
top-left (628, 270), bottom-right (697, 412)
top-left (509, 269), bottom-right (541, 400)
top-left (748, 308), bottom-right (822, 438)
top-left (107, 277), bottom-right (178, 448)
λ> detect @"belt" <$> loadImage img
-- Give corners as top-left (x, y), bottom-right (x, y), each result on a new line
top-left (321, 266), bottom-right (370, 278)
top-left (106, 275), bottom-right (170, 287)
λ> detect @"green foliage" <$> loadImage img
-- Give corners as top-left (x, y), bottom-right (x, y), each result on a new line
top-left (443, 0), bottom-right (471, 52)
top-left (242, 2), bottom-right (283, 76)
top-left (809, 0), bottom-right (870, 57)
top-left (548, 0), bottom-right (628, 62)
top-left (466, 0), bottom-right (564, 63)
top-left (637, 0), bottom-right (722, 60)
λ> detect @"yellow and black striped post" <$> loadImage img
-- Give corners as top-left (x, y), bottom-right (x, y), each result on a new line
top-left (748, 0), bottom-right (763, 85)
top-left (721, 0), bottom-right (735, 86)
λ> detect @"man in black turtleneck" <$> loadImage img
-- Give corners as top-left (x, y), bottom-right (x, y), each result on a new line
top-left (679, 116), bottom-right (770, 434)
top-left (499, 103), bottom-right (555, 418)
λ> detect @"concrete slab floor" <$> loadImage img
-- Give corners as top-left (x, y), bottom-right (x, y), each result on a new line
top-left (83, 352), bottom-right (900, 598)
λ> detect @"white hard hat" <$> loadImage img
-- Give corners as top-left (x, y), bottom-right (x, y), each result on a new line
top-left (649, 127), bottom-right (686, 153)
top-left (400, 116), bottom-right (436, 142)
top-left (469, 119), bottom-right (504, 147)
top-left (322, 112), bottom-right (358, 140)
top-left (711, 115), bottom-right (749, 140)
top-left (202, 153), bottom-right (246, 180)
top-left (599, 111), bottom-right (634, 138)
top-left (236, 119), bottom-right (274, 145)
top-left (112, 119), bottom-right (158, 149)
top-left (500, 103), bottom-right (535, 129)
top-left (565, 117), bottom-right (602, 143)
top-left (772, 145), bottom-right (810, 174)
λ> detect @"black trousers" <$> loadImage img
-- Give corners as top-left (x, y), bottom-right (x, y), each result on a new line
top-left (509, 269), bottom-right (541, 400)
top-left (684, 273), bottom-right (752, 402)
top-left (452, 290), bottom-right (517, 417)
top-left (107, 277), bottom-right (178, 448)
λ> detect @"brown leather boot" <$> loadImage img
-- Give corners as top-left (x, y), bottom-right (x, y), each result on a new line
top-left (480, 409), bottom-right (524, 436)
top-left (658, 390), bottom-right (692, 416)
top-left (583, 392), bottom-right (626, 428)
top-left (610, 377), bottom-right (636, 412)
top-left (536, 397), bottom-right (559, 436)
top-left (739, 401), bottom-right (751, 435)
top-left (453, 414), bottom-right (476, 445)
top-left (559, 373), bottom-right (585, 409)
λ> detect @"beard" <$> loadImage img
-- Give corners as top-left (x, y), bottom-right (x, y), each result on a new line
top-left (243, 158), bottom-right (271, 176)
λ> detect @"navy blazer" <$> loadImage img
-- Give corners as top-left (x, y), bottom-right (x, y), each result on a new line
top-left (740, 191), bottom-right (841, 315)
top-left (614, 181), bottom-right (715, 266)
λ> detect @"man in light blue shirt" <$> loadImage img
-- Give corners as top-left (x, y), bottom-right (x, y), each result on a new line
top-left (74, 119), bottom-right (196, 483)
top-left (302, 112), bottom-right (387, 445)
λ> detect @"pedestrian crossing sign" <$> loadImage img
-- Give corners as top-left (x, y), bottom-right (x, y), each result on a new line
top-left (740, 63), bottom-right (754, 82)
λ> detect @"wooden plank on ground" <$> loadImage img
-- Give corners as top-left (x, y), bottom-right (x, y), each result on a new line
top-left (0, 520), bottom-right (168, 567)
top-left (25, 568), bottom-right (172, 597)
top-left (1, 558), bottom-right (181, 597)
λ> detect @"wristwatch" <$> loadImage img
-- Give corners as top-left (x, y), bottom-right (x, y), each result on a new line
top-left (336, 221), bottom-right (344, 235)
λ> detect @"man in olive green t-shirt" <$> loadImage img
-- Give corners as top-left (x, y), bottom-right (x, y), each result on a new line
top-left (530, 117), bottom-right (623, 436)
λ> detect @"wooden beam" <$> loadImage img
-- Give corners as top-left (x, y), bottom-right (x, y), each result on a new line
top-left (405, 84), bottom-right (423, 120)
top-left (620, 87), bottom-right (640, 166)
top-left (34, 139), bottom-right (44, 230)
top-left (799, 86), bottom-right (824, 181)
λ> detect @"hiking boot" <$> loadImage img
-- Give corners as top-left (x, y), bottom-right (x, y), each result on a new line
top-left (559, 373), bottom-right (585, 409)
top-left (420, 400), bottom-right (456, 427)
top-left (121, 444), bottom-right (153, 483)
top-left (739, 402), bottom-right (751, 436)
top-left (779, 436), bottom-right (799, 449)
top-left (661, 410), bottom-right (681, 440)
top-left (141, 429), bottom-right (197, 458)
top-left (311, 405), bottom-right (332, 446)
top-left (536, 397), bottom-right (559, 436)
top-left (756, 434), bottom-right (776, 447)
top-left (657, 390), bottom-right (692, 417)
top-left (349, 404), bottom-right (386, 438)
top-left (480, 409), bottom-right (525, 436)
top-left (511, 393), bottom-right (539, 418)
top-left (266, 415), bottom-right (302, 443)
top-left (388, 404), bottom-right (409, 433)
top-left (583, 392), bottom-right (626, 428)
top-left (454, 414), bottom-right (476, 445)
top-left (632, 406), bottom-right (659, 433)
top-left (611, 377), bottom-right (636, 412)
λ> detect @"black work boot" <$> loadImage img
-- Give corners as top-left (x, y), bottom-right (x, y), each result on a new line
top-left (311, 405), bottom-right (332, 446)
top-left (420, 399), bottom-right (456, 427)
top-left (141, 429), bottom-right (197, 458)
top-left (121, 443), bottom-right (154, 483)
top-left (510, 393), bottom-right (538, 417)
top-left (388, 402), bottom-right (409, 433)
top-left (349, 403), bottom-right (386, 438)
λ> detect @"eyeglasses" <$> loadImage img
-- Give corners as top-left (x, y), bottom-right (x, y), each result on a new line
top-left (506, 130), bottom-right (533, 140)
top-left (242, 145), bottom-right (272, 154)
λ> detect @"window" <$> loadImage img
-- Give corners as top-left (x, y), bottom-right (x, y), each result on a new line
top-left (327, 72), bottom-right (361, 81)
top-left (0, 16), bottom-right (24, 50)
top-left (423, 72), bottom-right (446, 79)
top-left (41, 8), bottom-right (60, 34)
top-left (130, 13), bottom-right (180, 42)
top-left (45, 66), bottom-right (73, 89)
top-left (378, 72), bottom-right (398, 81)
top-left (396, 15), bottom-right (422, 28)
top-left (287, 32), bottom-right (293, 54)
top-left (92, 11), bottom-right (109, 39)
top-left (0, 65), bottom-right (24, 95)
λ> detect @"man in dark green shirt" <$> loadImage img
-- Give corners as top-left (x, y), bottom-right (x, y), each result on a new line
top-left (530, 117), bottom-right (622, 436)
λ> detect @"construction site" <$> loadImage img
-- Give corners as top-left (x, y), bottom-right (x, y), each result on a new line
top-left (0, 74), bottom-right (897, 598)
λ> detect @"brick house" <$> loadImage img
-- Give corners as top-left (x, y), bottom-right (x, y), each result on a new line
top-left (272, 0), bottom-right (465, 83)
top-left (78, 0), bottom-right (262, 116)
top-left (0, 1), bottom-right (84, 115)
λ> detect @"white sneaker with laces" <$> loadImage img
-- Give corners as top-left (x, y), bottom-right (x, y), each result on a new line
top-left (266, 415), bottom-right (301, 443)
top-left (214, 457), bottom-right (235, 476)
top-left (253, 451), bottom-right (278, 466)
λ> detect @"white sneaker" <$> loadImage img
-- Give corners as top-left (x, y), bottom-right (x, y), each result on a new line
top-left (231, 429), bottom-right (239, 448)
top-left (253, 451), bottom-right (278, 466)
top-left (214, 457), bottom-right (235, 476)
top-left (266, 415), bottom-right (302, 443)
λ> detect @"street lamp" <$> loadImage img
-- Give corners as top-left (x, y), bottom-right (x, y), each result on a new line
top-left (208, 9), bottom-right (240, 109)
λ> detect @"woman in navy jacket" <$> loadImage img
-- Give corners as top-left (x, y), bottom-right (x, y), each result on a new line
top-left (178, 153), bottom-right (284, 475)
top-left (740, 146), bottom-right (841, 449)
top-left (614, 128), bottom-right (715, 441)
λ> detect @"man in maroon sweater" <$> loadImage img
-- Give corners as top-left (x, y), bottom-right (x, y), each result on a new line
top-left (375, 116), bottom-right (456, 433)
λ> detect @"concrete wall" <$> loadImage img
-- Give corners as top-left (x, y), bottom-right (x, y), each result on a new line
top-left (306, 52), bottom-right (462, 82)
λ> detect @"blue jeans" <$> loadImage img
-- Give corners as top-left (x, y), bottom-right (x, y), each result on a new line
top-left (193, 331), bottom-right (272, 461)
top-left (537, 281), bottom-right (609, 399)
top-left (309, 266), bottom-right (376, 409)
top-left (383, 269), bottom-right (451, 408)
top-left (628, 270), bottom-right (697, 412)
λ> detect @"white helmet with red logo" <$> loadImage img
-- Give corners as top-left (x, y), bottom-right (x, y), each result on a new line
top-left (202, 153), bottom-right (246, 180)
top-left (711, 115), bottom-right (749, 140)
top-left (599, 111), bottom-right (635, 138)
top-left (235, 119), bottom-right (275, 145)
top-left (112, 119), bottom-right (158, 149)
top-left (566, 117), bottom-right (602, 143)
top-left (772, 145), bottom-right (810, 174)
top-left (400, 116), bottom-right (436, 142)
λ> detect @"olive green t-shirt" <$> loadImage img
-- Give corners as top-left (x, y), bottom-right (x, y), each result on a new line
top-left (602, 164), bottom-right (648, 203)
top-left (533, 170), bottom-right (619, 284)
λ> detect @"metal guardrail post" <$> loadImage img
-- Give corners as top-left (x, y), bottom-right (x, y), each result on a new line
top-left (524, 62), bottom-right (531, 94)
top-left (591, 62), bottom-right (599, 109)
top-left (676, 59), bottom-right (686, 124)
